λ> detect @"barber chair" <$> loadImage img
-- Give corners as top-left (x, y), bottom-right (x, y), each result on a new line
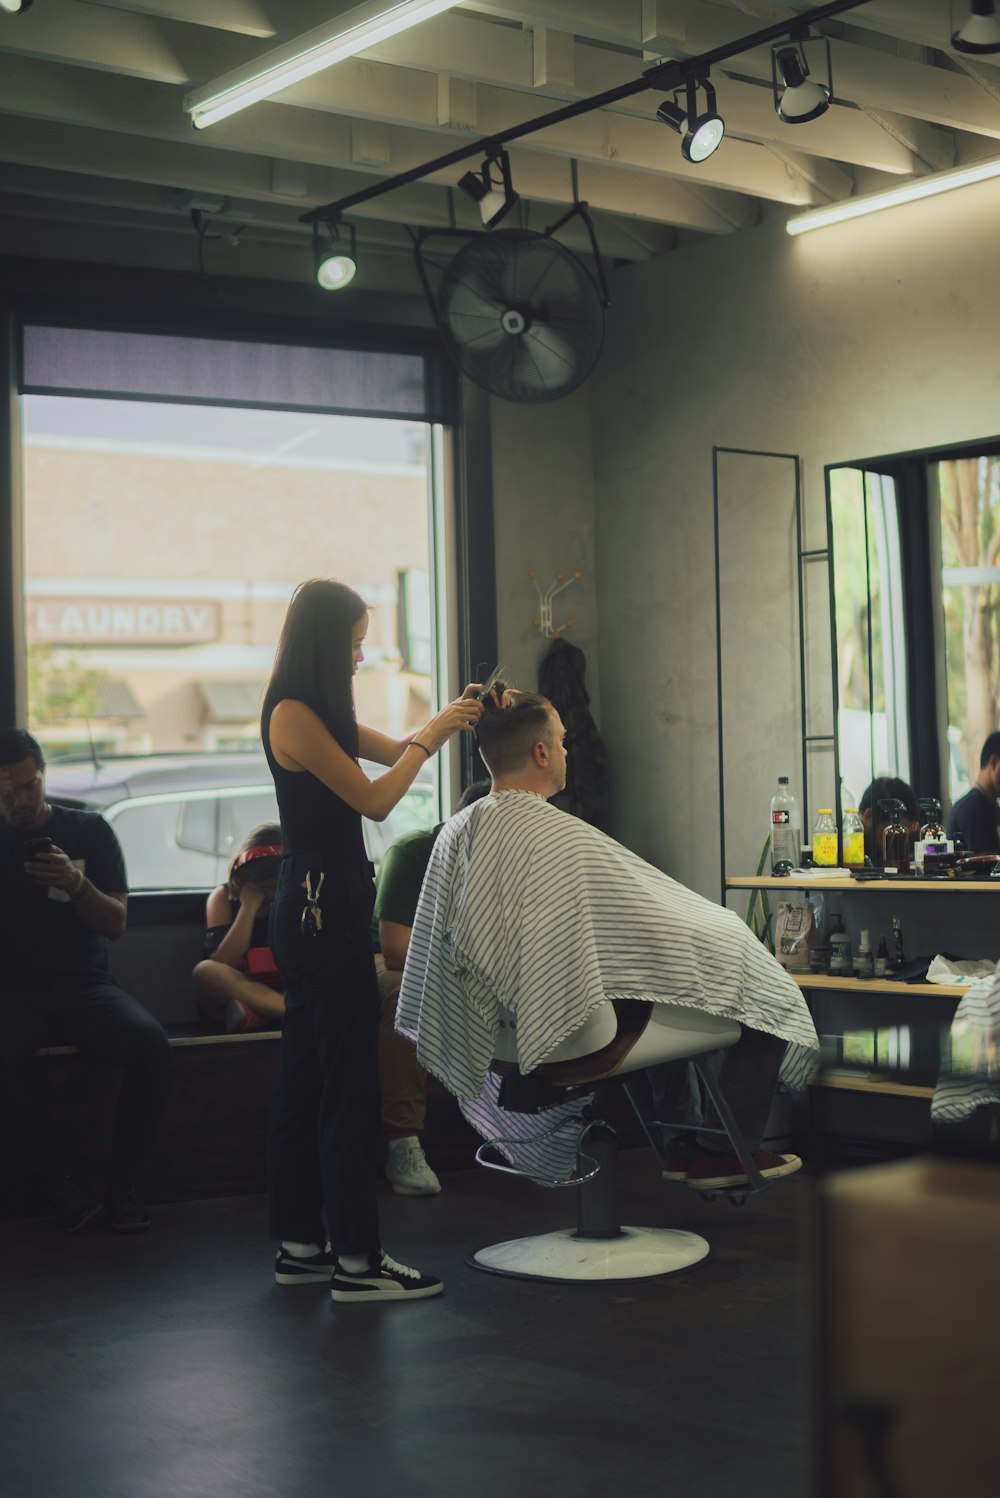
top-left (469, 999), bottom-right (763, 1284)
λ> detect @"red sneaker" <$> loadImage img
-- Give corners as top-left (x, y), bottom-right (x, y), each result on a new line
top-left (685, 1147), bottom-right (802, 1191)
top-left (225, 1001), bottom-right (270, 1034)
top-left (661, 1140), bottom-right (694, 1181)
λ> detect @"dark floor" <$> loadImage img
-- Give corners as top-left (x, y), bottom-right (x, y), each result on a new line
top-left (0, 1154), bottom-right (814, 1498)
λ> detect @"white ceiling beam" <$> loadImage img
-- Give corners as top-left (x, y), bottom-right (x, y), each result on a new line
top-left (0, 54), bottom-right (807, 210)
top-left (531, 27), bottom-right (576, 92)
top-left (763, 145), bottom-right (852, 201)
top-left (85, 0), bottom-right (279, 39)
top-left (0, 0), bottom-right (279, 90)
top-left (0, 6), bottom-right (923, 177)
top-left (857, 107), bottom-right (955, 173)
top-left (0, 155), bottom-right (675, 263)
top-left (952, 55), bottom-right (1000, 108)
top-left (436, 75), bottom-right (478, 130)
top-left (351, 120), bottom-right (392, 168)
top-left (0, 0), bottom-right (193, 83)
top-left (462, 0), bottom-right (662, 50)
top-left (0, 76), bottom-right (750, 237)
top-left (576, 158), bottom-right (755, 232)
top-left (461, 0), bottom-right (1000, 138)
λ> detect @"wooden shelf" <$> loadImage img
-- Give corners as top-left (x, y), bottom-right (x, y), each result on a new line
top-left (727, 875), bottom-right (1000, 892)
top-left (791, 974), bottom-right (966, 998)
top-left (809, 1072), bottom-right (935, 1100)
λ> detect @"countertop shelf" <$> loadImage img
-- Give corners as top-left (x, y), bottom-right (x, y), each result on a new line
top-left (808, 1072), bottom-right (935, 1100)
top-left (727, 875), bottom-right (1000, 892)
top-left (791, 974), bottom-right (967, 998)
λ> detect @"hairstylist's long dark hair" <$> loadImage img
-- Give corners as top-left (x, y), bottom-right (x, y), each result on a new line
top-left (262, 579), bottom-right (367, 757)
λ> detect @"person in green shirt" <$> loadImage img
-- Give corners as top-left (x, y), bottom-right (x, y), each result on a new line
top-left (372, 780), bottom-right (491, 1195)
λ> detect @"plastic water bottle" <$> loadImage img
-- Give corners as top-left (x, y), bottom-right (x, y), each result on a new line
top-left (770, 777), bottom-right (801, 871)
top-left (841, 807), bottom-right (865, 868)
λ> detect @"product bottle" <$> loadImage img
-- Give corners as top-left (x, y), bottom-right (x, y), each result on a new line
top-left (841, 807), bottom-right (865, 869)
top-left (880, 799), bottom-right (910, 875)
top-left (892, 916), bottom-right (905, 969)
top-left (915, 798), bottom-right (947, 872)
top-left (857, 928), bottom-right (874, 979)
top-left (874, 936), bottom-right (889, 978)
top-left (813, 808), bottom-right (838, 867)
top-left (770, 776), bottom-right (801, 872)
top-left (828, 913), bottom-right (851, 974)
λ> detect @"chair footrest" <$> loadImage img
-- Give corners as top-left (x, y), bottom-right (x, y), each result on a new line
top-left (468, 1226), bottom-right (711, 1283)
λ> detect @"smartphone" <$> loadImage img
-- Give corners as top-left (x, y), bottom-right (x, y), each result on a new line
top-left (23, 836), bottom-right (54, 861)
top-left (477, 664), bottom-right (505, 701)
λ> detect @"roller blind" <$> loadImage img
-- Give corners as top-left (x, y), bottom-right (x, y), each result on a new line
top-left (21, 324), bottom-right (447, 421)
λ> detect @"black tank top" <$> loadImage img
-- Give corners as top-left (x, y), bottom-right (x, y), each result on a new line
top-left (262, 701), bottom-right (368, 866)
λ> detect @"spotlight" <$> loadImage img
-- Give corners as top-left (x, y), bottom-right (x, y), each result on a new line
top-left (458, 149), bottom-right (519, 228)
top-left (771, 36), bottom-right (833, 123)
top-left (0, 0), bottom-right (33, 12)
top-left (655, 76), bottom-right (725, 164)
top-left (313, 220), bottom-right (357, 290)
top-left (952, 0), bottom-right (1000, 53)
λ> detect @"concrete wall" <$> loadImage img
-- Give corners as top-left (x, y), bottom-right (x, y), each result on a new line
top-left (490, 384), bottom-right (600, 711)
top-left (590, 183), bottom-right (1000, 896)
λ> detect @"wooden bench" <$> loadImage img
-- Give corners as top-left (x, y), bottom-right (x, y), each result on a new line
top-left (11, 892), bottom-right (478, 1217)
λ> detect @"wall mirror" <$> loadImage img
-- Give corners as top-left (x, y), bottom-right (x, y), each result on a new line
top-left (826, 440), bottom-right (1000, 819)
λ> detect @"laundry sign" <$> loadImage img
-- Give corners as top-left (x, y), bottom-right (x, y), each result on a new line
top-left (27, 599), bottom-right (220, 645)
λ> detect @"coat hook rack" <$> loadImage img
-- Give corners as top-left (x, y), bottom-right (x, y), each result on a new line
top-left (529, 569), bottom-right (582, 639)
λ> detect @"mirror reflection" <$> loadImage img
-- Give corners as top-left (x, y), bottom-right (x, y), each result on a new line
top-left (827, 442), bottom-right (1000, 862)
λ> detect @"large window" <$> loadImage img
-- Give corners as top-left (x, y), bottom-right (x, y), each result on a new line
top-left (828, 465), bottom-right (910, 804)
top-left (934, 453), bottom-right (1000, 802)
top-left (20, 389), bottom-right (450, 887)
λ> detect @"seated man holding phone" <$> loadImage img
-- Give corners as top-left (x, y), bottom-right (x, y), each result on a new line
top-left (0, 728), bottom-right (170, 1234)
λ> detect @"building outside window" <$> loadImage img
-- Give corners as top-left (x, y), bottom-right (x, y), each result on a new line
top-left (20, 395), bottom-right (447, 887)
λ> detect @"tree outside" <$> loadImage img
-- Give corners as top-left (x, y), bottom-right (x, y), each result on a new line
top-left (937, 456), bottom-right (1000, 784)
top-left (27, 643), bottom-right (110, 728)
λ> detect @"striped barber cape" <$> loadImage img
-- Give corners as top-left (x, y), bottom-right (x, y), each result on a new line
top-left (932, 961), bottom-right (1000, 1123)
top-left (397, 791), bottom-right (819, 1179)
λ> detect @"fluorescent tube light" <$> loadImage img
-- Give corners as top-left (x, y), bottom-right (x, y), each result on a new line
top-left (185, 0), bottom-right (457, 130)
top-left (787, 154), bottom-right (1000, 235)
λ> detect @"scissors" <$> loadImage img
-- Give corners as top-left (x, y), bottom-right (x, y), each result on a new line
top-left (476, 663), bottom-right (505, 702)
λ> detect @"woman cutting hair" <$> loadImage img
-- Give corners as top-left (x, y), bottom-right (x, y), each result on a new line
top-left (261, 578), bottom-right (482, 1304)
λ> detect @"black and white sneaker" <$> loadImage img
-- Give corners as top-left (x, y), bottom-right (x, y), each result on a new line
top-left (330, 1251), bottom-right (444, 1304)
top-left (48, 1178), bottom-right (103, 1234)
top-left (274, 1244), bottom-right (336, 1285)
top-left (106, 1183), bottom-right (152, 1233)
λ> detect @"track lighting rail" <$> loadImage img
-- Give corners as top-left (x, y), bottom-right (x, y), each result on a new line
top-left (301, 0), bottom-right (870, 226)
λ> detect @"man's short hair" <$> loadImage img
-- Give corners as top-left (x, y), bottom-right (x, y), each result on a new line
top-left (476, 691), bottom-right (555, 777)
top-left (0, 727), bottom-right (44, 769)
top-left (980, 732), bottom-right (1000, 767)
top-left (859, 776), bottom-right (919, 822)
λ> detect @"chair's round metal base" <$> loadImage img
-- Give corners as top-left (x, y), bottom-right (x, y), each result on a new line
top-left (468, 1226), bottom-right (711, 1283)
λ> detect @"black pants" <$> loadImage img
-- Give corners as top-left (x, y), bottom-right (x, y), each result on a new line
top-left (267, 855), bottom-right (382, 1257)
top-left (0, 976), bottom-right (171, 1191)
top-left (644, 1025), bottom-right (788, 1151)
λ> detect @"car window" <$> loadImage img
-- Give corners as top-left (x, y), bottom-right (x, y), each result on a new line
top-left (106, 801), bottom-right (217, 889)
top-left (177, 797), bottom-right (218, 856)
top-left (218, 789), bottom-right (281, 857)
top-left (55, 756), bottom-right (441, 890)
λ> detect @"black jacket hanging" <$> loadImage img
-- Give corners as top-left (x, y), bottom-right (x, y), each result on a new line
top-left (538, 636), bottom-right (611, 830)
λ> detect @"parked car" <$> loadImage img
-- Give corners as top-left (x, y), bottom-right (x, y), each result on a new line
top-left (44, 751), bottom-right (438, 890)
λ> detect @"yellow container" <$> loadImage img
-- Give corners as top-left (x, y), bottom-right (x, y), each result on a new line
top-left (842, 830), bottom-right (865, 868)
top-left (813, 808), bottom-right (838, 866)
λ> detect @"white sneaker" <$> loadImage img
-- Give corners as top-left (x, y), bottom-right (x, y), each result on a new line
top-left (331, 1251), bottom-right (443, 1304)
top-left (386, 1140), bottom-right (442, 1197)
